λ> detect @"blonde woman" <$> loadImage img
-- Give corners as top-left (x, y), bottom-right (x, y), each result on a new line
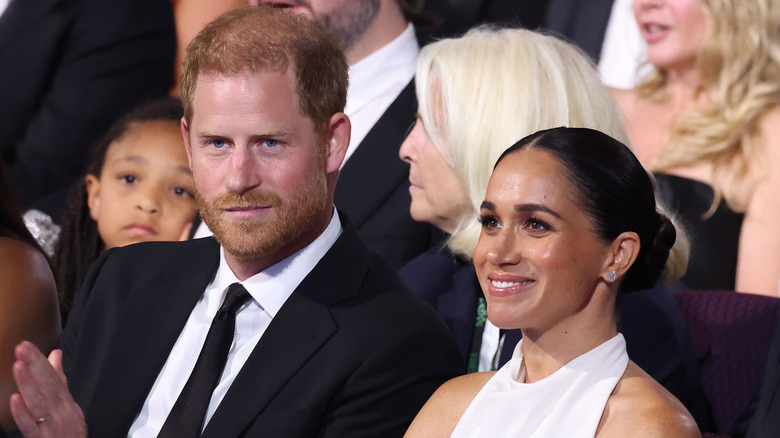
top-left (614, 0), bottom-right (780, 296)
top-left (398, 27), bottom-right (712, 428)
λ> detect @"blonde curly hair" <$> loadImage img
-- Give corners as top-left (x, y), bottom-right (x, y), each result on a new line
top-left (637, 0), bottom-right (780, 211)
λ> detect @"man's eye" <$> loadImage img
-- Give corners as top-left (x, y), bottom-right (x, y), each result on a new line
top-left (264, 139), bottom-right (279, 147)
top-left (122, 175), bottom-right (137, 184)
top-left (212, 139), bottom-right (226, 148)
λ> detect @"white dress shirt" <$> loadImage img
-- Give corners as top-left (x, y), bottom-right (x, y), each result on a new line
top-left (479, 320), bottom-right (505, 372)
top-left (598, 0), bottom-right (649, 90)
top-left (341, 23), bottom-right (418, 166)
top-left (0, 0), bottom-right (12, 18)
top-left (128, 209), bottom-right (342, 437)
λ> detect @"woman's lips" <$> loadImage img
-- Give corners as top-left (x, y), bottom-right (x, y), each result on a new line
top-left (640, 22), bottom-right (670, 44)
top-left (486, 274), bottom-right (535, 297)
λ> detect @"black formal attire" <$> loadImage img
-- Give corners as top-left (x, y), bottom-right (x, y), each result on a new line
top-left (418, 0), bottom-right (549, 42)
top-left (0, 0), bottom-right (176, 210)
top-left (400, 246), bottom-right (715, 430)
top-left (60, 215), bottom-right (463, 437)
top-left (654, 174), bottom-right (744, 291)
top-left (334, 80), bottom-right (441, 269)
top-left (543, 0), bottom-right (615, 62)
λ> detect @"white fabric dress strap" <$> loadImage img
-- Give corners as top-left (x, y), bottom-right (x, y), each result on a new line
top-left (451, 333), bottom-right (629, 438)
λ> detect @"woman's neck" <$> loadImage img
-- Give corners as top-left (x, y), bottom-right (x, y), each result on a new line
top-left (664, 64), bottom-right (708, 111)
top-left (519, 304), bottom-right (617, 383)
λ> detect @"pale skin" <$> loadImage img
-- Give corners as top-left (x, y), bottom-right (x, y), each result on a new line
top-left (614, 0), bottom-right (780, 296)
top-left (0, 238), bottom-right (60, 430)
top-left (405, 150), bottom-right (699, 437)
top-left (9, 67), bottom-right (351, 435)
top-left (615, 85), bottom-right (780, 297)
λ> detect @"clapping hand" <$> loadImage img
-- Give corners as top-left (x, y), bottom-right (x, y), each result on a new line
top-left (9, 341), bottom-right (86, 438)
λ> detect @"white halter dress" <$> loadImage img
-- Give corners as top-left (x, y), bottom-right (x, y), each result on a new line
top-left (451, 333), bottom-right (629, 438)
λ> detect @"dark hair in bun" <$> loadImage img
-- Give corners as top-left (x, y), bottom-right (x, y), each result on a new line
top-left (495, 127), bottom-right (676, 294)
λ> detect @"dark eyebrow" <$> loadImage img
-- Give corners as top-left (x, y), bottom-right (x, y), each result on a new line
top-left (479, 201), bottom-right (562, 220)
top-left (110, 155), bottom-right (148, 166)
top-left (176, 165), bottom-right (193, 176)
top-left (480, 201), bottom-right (495, 211)
top-left (515, 203), bottom-right (562, 219)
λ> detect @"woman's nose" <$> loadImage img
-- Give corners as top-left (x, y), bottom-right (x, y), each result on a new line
top-left (399, 120), bottom-right (421, 163)
top-left (485, 232), bottom-right (522, 267)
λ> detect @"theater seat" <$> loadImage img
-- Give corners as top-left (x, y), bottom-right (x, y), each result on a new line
top-left (675, 290), bottom-right (780, 435)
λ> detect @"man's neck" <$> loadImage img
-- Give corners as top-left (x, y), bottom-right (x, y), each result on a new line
top-left (344, 4), bottom-right (408, 65)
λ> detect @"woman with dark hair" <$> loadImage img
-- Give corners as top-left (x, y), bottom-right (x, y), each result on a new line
top-left (0, 156), bottom-right (60, 432)
top-left (405, 127), bottom-right (698, 437)
top-left (398, 26), bottom-right (711, 428)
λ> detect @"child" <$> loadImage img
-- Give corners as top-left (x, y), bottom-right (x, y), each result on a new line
top-left (54, 98), bottom-right (197, 322)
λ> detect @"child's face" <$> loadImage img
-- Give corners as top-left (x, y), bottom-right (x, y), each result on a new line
top-left (86, 120), bottom-right (197, 249)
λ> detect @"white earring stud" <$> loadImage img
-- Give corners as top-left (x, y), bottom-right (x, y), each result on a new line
top-left (607, 271), bottom-right (617, 283)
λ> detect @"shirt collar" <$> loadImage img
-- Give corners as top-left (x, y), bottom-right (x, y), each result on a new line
top-left (212, 208), bottom-right (342, 317)
top-left (345, 23), bottom-right (419, 116)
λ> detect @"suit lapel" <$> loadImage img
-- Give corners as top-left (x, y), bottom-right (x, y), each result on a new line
top-left (436, 262), bottom-right (481, 359)
top-left (203, 216), bottom-right (370, 437)
top-left (0, 0), bottom-right (62, 54)
top-left (334, 79), bottom-right (416, 227)
top-left (83, 239), bottom-right (221, 436)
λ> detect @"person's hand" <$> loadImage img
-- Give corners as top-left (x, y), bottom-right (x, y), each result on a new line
top-left (178, 221), bottom-right (193, 242)
top-left (9, 341), bottom-right (86, 438)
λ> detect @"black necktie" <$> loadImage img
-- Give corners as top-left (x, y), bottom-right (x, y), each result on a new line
top-left (158, 283), bottom-right (252, 437)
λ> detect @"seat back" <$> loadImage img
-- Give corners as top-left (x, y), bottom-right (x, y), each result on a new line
top-left (675, 290), bottom-right (780, 434)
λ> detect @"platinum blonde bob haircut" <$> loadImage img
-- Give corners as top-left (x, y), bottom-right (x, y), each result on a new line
top-left (415, 27), bottom-right (688, 279)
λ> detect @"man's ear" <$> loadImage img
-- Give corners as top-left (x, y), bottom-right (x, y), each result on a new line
top-left (85, 174), bottom-right (101, 222)
top-left (323, 112), bottom-right (351, 174)
top-left (181, 117), bottom-right (193, 169)
top-left (603, 231), bottom-right (641, 283)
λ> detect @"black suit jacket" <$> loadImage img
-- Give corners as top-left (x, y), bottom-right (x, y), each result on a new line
top-left (400, 246), bottom-right (714, 430)
top-left (543, 0), bottom-right (615, 62)
top-left (0, 0), bottom-right (175, 209)
top-left (60, 215), bottom-right (463, 437)
top-left (334, 80), bottom-right (440, 269)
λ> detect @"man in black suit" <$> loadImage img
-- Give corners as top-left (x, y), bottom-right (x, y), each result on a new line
top-left (0, 0), bottom-right (176, 212)
top-left (249, 0), bottom-right (439, 269)
top-left (8, 7), bottom-right (462, 437)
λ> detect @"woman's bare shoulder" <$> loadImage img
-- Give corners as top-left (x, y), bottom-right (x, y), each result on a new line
top-left (597, 362), bottom-right (700, 438)
top-left (0, 237), bottom-right (54, 292)
top-left (404, 372), bottom-right (494, 438)
top-left (0, 236), bottom-right (60, 342)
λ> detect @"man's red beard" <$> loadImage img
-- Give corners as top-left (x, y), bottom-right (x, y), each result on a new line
top-left (197, 173), bottom-right (328, 262)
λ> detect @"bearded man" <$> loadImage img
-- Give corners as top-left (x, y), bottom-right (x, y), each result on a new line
top-left (7, 7), bottom-right (462, 438)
